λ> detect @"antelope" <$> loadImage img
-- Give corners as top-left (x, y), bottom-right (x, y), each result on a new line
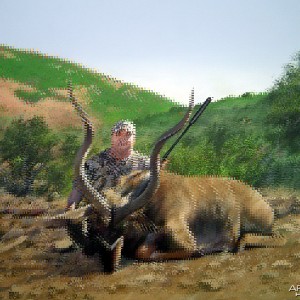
top-left (67, 86), bottom-right (285, 273)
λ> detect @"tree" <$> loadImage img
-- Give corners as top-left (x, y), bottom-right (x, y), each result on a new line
top-left (44, 133), bottom-right (80, 198)
top-left (266, 51), bottom-right (300, 151)
top-left (0, 116), bottom-right (57, 196)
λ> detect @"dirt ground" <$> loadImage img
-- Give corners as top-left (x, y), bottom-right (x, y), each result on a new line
top-left (0, 190), bottom-right (300, 300)
top-left (0, 79), bottom-right (99, 130)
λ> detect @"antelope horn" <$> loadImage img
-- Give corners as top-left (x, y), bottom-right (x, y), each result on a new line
top-left (113, 90), bottom-right (195, 225)
top-left (68, 82), bottom-right (111, 224)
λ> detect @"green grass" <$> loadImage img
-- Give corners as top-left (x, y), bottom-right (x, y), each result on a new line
top-left (14, 89), bottom-right (46, 103)
top-left (1, 44), bottom-right (300, 196)
top-left (0, 45), bottom-right (175, 124)
top-left (133, 93), bottom-right (269, 152)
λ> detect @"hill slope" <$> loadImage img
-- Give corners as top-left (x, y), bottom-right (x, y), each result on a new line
top-left (0, 45), bottom-right (175, 127)
top-left (0, 45), bottom-right (300, 196)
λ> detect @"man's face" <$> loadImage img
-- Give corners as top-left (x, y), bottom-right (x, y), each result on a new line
top-left (111, 129), bottom-right (135, 152)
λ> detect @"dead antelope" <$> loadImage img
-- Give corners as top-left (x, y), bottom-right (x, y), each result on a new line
top-left (67, 87), bottom-right (285, 273)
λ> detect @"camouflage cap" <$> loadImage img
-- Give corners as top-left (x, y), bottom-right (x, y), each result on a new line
top-left (111, 120), bottom-right (136, 136)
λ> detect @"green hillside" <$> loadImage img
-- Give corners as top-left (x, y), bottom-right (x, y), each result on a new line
top-left (0, 45), bottom-right (300, 198)
top-left (0, 45), bottom-right (175, 123)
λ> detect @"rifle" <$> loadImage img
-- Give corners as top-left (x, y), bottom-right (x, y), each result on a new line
top-left (161, 97), bottom-right (212, 163)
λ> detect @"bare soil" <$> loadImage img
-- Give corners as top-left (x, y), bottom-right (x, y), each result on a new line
top-left (0, 191), bottom-right (300, 300)
top-left (0, 79), bottom-right (86, 130)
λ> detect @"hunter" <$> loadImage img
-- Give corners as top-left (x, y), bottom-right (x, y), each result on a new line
top-left (66, 120), bottom-right (150, 209)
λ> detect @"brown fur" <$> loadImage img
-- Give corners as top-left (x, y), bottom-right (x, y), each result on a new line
top-left (108, 170), bottom-right (285, 259)
top-left (68, 88), bottom-right (284, 268)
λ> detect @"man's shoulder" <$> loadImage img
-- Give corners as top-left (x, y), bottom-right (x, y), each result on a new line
top-left (85, 149), bottom-right (110, 167)
top-left (130, 150), bottom-right (150, 170)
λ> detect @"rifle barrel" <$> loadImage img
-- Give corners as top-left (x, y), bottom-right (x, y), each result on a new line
top-left (161, 97), bottom-right (212, 162)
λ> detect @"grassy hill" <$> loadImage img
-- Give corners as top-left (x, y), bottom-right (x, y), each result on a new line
top-left (0, 45), bottom-right (300, 197)
top-left (0, 45), bottom-right (175, 137)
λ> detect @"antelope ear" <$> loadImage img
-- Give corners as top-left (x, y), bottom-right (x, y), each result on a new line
top-left (103, 188), bottom-right (129, 207)
top-left (118, 171), bottom-right (150, 196)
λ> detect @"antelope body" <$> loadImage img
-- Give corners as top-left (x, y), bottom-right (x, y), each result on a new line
top-left (113, 171), bottom-right (277, 260)
top-left (67, 86), bottom-right (283, 272)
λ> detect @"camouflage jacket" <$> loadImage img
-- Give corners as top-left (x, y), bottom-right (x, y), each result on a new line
top-left (84, 148), bottom-right (150, 192)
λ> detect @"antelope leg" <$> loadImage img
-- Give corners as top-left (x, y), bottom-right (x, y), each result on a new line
top-left (237, 233), bottom-right (286, 252)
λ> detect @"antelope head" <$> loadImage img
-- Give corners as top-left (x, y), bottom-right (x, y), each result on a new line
top-left (69, 83), bottom-right (194, 269)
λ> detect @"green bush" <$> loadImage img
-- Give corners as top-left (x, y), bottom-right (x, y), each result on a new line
top-left (266, 51), bottom-right (300, 151)
top-left (219, 135), bottom-right (269, 186)
top-left (168, 140), bottom-right (219, 176)
top-left (0, 116), bottom-right (57, 196)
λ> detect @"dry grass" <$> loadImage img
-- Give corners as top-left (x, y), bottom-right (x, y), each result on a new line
top-left (0, 79), bottom-right (93, 130)
top-left (49, 85), bottom-right (91, 107)
top-left (0, 48), bottom-right (18, 60)
top-left (101, 75), bottom-right (124, 90)
top-left (0, 189), bottom-right (300, 300)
